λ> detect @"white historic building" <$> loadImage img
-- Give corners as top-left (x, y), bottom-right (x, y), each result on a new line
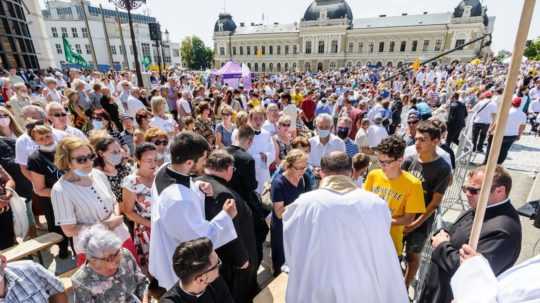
top-left (213, 0), bottom-right (495, 72)
top-left (34, 0), bottom-right (181, 70)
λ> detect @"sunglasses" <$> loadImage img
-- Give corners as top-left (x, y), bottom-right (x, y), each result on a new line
top-left (408, 120), bottom-right (419, 125)
top-left (462, 186), bottom-right (481, 195)
top-left (52, 112), bottom-right (68, 118)
top-left (72, 153), bottom-right (96, 164)
top-left (153, 139), bottom-right (169, 146)
top-left (280, 123), bottom-right (291, 127)
top-left (200, 258), bottom-right (222, 276)
top-left (222, 113), bottom-right (232, 117)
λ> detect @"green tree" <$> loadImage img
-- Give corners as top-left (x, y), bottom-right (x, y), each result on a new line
top-left (524, 38), bottom-right (540, 60)
top-left (180, 36), bottom-right (214, 70)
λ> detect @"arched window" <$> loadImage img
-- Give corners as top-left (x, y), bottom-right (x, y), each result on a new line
top-left (329, 61), bottom-right (336, 70)
top-left (269, 63), bottom-right (273, 72)
top-left (262, 63), bottom-right (266, 72)
top-left (318, 41), bottom-right (325, 54)
top-left (305, 62), bottom-right (311, 72)
top-left (284, 62), bottom-right (289, 71)
top-left (254, 63), bottom-right (259, 72)
top-left (247, 62), bottom-right (252, 69)
top-left (277, 63), bottom-right (281, 72)
top-left (292, 62), bottom-right (297, 70)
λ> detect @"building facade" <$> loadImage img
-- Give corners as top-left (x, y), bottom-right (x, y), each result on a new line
top-left (213, 0), bottom-right (495, 72)
top-left (39, 0), bottom-right (181, 70)
top-left (0, 0), bottom-right (40, 69)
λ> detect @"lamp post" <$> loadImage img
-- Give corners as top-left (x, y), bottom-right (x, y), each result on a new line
top-left (109, 0), bottom-right (144, 87)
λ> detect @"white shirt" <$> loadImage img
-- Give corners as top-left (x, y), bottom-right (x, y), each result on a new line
top-left (150, 116), bottom-right (177, 134)
top-left (282, 104), bottom-right (299, 127)
top-left (451, 254), bottom-right (540, 303)
top-left (261, 120), bottom-right (277, 136)
top-left (149, 167), bottom-right (237, 290)
top-left (283, 182), bottom-right (409, 303)
top-left (528, 99), bottom-right (540, 113)
top-left (355, 128), bottom-right (369, 150)
top-left (177, 98), bottom-right (192, 114)
top-left (308, 134), bottom-right (346, 167)
top-left (505, 107), bottom-right (527, 137)
top-left (472, 99), bottom-right (498, 124)
top-left (530, 86), bottom-right (540, 101)
top-left (15, 129), bottom-right (67, 166)
top-left (247, 129), bottom-right (276, 193)
top-left (367, 125), bottom-right (388, 148)
top-left (127, 95), bottom-right (146, 118)
top-left (58, 125), bottom-right (87, 140)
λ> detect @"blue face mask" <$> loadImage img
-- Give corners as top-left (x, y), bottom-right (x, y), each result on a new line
top-left (92, 120), bottom-right (103, 130)
top-left (318, 129), bottom-right (330, 138)
top-left (73, 168), bottom-right (90, 177)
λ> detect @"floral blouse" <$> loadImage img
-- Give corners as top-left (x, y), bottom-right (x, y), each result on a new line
top-left (71, 248), bottom-right (149, 303)
top-left (194, 117), bottom-right (215, 146)
top-left (105, 163), bottom-right (131, 203)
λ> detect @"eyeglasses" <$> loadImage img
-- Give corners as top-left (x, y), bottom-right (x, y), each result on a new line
top-left (293, 165), bottom-right (307, 171)
top-left (72, 153), bottom-right (96, 164)
top-left (93, 249), bottom-right (122, 263)
top-left (280, 123), bottom-right (291, 127)
top-left (52, 112), bottom-right (68, 118)
top-left (0, 114), bottom-right (9, 119)
top-left (153, 139), bottom-right (169, 146)
top-left (408, 120), bottom-right (419, 125)
top-left (222, 113), bottom-right (232, 117)
top-left (462, 185), bottom-right (481, 195)
top-left (200, 258), bottom-right (222, 275)
top-left (378, 158), bottom-right (397, 167)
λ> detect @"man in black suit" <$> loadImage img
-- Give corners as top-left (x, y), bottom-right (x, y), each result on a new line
top-left (198, 150), bottom-right (259, 303)
top-left (419, 165), bottom-right (522, 303)
top-left (225, 126), bottom-right (269, 268)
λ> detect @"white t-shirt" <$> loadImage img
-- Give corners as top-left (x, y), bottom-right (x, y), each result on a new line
top-left (58, 125), bottom-right (87, 140)
top-left (355, 128), bottom-right (369, 150)
top-left (472, 99), bottom-right (498, 124)
top-left (282, 104), bottom-right (299, 127)
top-left (367, 125), bottom-right (388, 148)
top-left (505, 107), bottom-right (527, 137)
top-left (15, 129), bottom-right (67, 166)
top-left (308, 134), bottom-right (346, 167)
top-left (127, 96), bottom-right (146, 118)
top-left (177, 98), bottom-right (192, 114)
top-left (528, 99), bottom-right (540, 113)
top-left (150, 116), bottom-right (177, 134)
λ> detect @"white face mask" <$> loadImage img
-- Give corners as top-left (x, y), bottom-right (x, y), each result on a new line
top-left (39, 142), bottom-right (57, 153)
top-left (106, 153), bottom-right (123, 166)
top-left (74, 168), bottom-right (91, 177)
top-left (0, 117), bottom-right (10, 127)
top-left (317, 129), bottom-right (330, 138)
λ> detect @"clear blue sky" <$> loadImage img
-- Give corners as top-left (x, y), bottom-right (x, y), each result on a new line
top-left (43, 0), bottom-right (540, 52)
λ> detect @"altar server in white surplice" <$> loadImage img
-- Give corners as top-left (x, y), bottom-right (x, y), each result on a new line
top-left (149, 132), bottom-right (238, 290)
top-left (247, 106), bottom-right (276, 193)
top-left (283, 151), bottom-right (408, 303)
top-left (451, 244), bottom-right (540, 303)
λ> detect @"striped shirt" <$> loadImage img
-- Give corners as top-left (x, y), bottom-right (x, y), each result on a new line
top-left (2, 260), bottom-right (64, 303)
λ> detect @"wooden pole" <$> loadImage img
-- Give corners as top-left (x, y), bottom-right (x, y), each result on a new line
top-left (468, 0), bottom-right (536, 249)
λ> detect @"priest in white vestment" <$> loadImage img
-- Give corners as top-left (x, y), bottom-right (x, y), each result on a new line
top-left (149, 132), bottom-right (238, 290)
top-left (451, 244), bottom-right (540, 303)
top-left (283, 151), bottom-right (409, 303)
top-left (247, 107), bottom-right (276, 193)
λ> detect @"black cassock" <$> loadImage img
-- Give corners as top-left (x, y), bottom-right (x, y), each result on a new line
top-left (419, 200), bottom-right (522, 303)
top-left (159, 277), bottom-right (234, 303)
top-left (197, 174), bottom-right (259, 303)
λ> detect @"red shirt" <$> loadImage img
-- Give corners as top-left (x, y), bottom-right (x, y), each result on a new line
top-left (301, 97), bottom-right (316, 121)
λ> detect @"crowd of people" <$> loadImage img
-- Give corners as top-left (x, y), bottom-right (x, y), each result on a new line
top-left (0, 57), bottom-right (538, 303)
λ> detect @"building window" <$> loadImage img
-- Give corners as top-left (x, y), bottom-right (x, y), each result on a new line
top-left (75, 44), bottom-right (82, 54)
top-left (71, 27), bottom-right (78, 38)
top-left (422, 40), bottom-right (430, 52)
top-left (277, 46), bottom-right (281, 55)
top-left (254, 63), bottom-right (258, 72)
top-left (82, 27), bottom-right (89, 38)
top-left (358, 42), bottom-right (363, 53)
top-left (329, 62), bottom-right (336, 70)
top-left (119, 45), bottom-right (125, 55)
top-left (412, 40), bottom-right (418, 52)
top-left (269, 63), bottom-right (273, 72)
top-left (269, 45), bottom-right (273, 55)
top-left (232, 47), bottom-right (236, 56)
top-left (172, 49), bottom-right (180, 57)
top-left (455, 39), bottom-right (465, 50)
top-left (219, 47), bottom-right (225, 56)
top-left (305, 62), bottom-right (311, 72)
top-left (246, 46), bottom-right (251, 55)
top-left (293, 45), bottom-right (298, 54)
top-left (378, 42), bottom-right (385, 53)
top-left (318, 41), bottom-right (325, 54)
top-left (261, 46), bottom-right (266, 55)
top-left (239, 46), bottom-right (243, 55)
top-left (254, 46), bottom-right (258, 56)
top-left (292, 62), bottom-right (297, 70)
top-left (247, 63), bottom-right (252, 69)
top-left (85, 44), bottom-right (91, 54)
top-left (285, 62), bottom-right (289, 71)
top-left (51, 27), bottom-right (58, 38)
top-left (331, 40), bottom-right (338, 53)
top-left (434, 39), bottom-right (442, 51)
top-left (55, 43), bottom-right (62, 54)
top-left (305, 41), bottom-right (312, 54)
top-left (111, 45), bottom-right (117, 55)
top-left (348, 42), bottom-right (353, 53)
top-left (400, 41), bottom-right (407, 52)
top-left (285, 45), bottom-right (289, 55)
top-left (389, 41), bottom-right (395, 52)
top-left (368, 43), bottom-right (374, 53)
top-left (262, 63), bottom-right (266, 72)
top-left (61, 27), bottom-right (68, 38)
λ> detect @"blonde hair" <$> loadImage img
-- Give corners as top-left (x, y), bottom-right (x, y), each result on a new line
top-left (55, 137), bottom-right (93, 170)
top-left (278, 115), bottom-right (292, 126)
top-left (235, 111), bottom-right (249, 127)
top-left (29, 124), bottom-right (52, 140)
top-left (282, 149), bottom-right (308, 170)
top-left (151, 96), bottom-right (167, 115)
top-left (87, 130), bottom-right (111, 149)
top-left (144, 127), bottom-right (167, 142)
top-left (220, 105), bottom-right (233, 116)
top-left (249, 106), bottom-right (266, 118)
top-left (0, 106), bottom-right (23, 136)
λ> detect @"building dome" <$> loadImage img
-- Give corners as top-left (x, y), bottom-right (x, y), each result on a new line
top-left (303, 0), bottom-right (353, 22)
top-left (453, 0), bottom-right (483, 18)
top-left (214, 13), bottom-right (237, 33)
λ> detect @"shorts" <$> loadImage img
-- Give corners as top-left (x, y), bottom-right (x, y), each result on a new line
top-left (404, 228), bottom-right (428, 254)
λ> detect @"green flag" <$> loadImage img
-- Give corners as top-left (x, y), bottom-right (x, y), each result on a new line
top-left (142, 56), bottom-right (151, 68)
top-left (63, 37), bottom-right (89, 67)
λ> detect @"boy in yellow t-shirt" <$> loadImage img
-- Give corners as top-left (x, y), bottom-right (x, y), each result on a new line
top-left (364, 136), bottom-right (425, 256)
